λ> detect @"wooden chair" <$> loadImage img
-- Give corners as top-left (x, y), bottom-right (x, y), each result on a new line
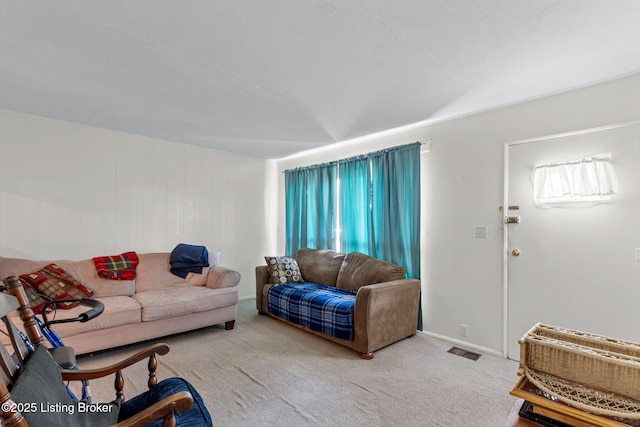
top-left (0, 275), bottom-right (194, 427)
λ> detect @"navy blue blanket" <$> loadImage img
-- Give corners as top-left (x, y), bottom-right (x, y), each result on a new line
top-left (267, 282), bottom-right (356, 341)
top-left (170, 243), bottom-right (209, 278)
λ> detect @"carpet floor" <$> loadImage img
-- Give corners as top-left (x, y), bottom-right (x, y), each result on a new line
top-left (77, 299), bottom-right (520, 426)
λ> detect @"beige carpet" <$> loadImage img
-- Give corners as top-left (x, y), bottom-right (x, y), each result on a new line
top-left (77, 299), bottom-right (520, 426)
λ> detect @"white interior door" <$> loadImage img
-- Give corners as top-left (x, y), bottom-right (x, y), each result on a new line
top-left (505, 123), bottom-right (640, 359)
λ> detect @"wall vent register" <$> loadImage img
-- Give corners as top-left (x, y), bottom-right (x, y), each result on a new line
top-left (447, 346), bottom-right (481, 361)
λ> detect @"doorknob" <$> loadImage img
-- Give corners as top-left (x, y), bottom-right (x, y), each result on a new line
top-left (511, 249), bottom-right (521, 257)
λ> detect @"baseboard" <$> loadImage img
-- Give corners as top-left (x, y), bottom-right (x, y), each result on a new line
top-left (417, 330), bottom-right (504, 358)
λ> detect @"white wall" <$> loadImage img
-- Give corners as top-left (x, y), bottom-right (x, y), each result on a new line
top-left (3, 73), bottom-right (639, 356)
top-left (276, 73), bottom-right (640, 356)
top-left (0, 110), bottom-right (274, 299)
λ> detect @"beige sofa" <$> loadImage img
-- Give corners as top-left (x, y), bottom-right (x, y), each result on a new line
top-left (0, 253), bottom-right (241, 355)
top-left (256, 248), bottom-right (421, 359)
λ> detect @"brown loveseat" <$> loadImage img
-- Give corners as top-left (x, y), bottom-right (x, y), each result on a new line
top-left (0, 252), bottom-right (241, 355)
top-left (256, 248), bottom-right (421, 359)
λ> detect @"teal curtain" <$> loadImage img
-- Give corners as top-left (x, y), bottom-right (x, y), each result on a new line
top-left (285, 163), bottom-right (338, 258)
top-left (339, 143), bottom-right (421, 329)
top-left (368, 144), bottom-right (421, 282)
top-left (338, 156), bottom-right (371, 254)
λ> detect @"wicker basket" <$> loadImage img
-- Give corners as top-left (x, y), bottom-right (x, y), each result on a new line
top-left (518, 323), bottom-right (640, 419)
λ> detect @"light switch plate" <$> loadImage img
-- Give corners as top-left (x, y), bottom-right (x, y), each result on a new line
top-left (474, 226), bottom-right (487, 239)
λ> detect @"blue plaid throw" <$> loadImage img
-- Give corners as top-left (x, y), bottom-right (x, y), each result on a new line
top-left (267, 282), bottom-right (356, 341)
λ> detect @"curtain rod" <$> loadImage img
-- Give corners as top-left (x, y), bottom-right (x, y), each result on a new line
top-left (282, 140), bottom-right (430, 173)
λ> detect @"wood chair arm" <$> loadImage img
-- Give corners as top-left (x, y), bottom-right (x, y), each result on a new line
top-left (109, 391), bottom-right (194, 427)
top-left (61, 342), bottom-right (170, 402)
top-left (60, 343), bottom-right (170, 381)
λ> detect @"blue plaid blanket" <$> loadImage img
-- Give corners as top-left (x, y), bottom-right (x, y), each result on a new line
top-left (267, 282), bottom-right (356, 341)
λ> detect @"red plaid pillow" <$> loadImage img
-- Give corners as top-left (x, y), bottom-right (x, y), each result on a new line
top-left (19, 263), bottom-right (94, 313)
top-left (92, 251), bottom-right (139, 280)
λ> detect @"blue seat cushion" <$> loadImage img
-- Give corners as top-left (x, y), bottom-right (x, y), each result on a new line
top-left (267, 282), bottom-right (356, 340)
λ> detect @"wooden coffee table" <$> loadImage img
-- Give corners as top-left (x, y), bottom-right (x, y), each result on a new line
top-left (508, 376), bottom-right (637, 427)
top-left (502, 399), bottom-right (539, 427)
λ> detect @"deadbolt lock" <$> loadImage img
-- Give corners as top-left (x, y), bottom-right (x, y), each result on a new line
top-left (506, 216), bottom-right (521, 224)
top-left (511, 249), bottom-right (521, 257)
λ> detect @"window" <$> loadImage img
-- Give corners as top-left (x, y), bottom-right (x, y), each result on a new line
top-left (284, 143), bottom-right (420, 278)
top-left (532, 154), bottom-right (618, 207)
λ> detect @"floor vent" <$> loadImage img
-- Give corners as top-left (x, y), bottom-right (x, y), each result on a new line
top-left (447, 346), bottom-right (481, 361)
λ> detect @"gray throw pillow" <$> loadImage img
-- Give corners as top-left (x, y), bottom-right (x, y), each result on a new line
top-left (10, 345), bottom-right (120, 427)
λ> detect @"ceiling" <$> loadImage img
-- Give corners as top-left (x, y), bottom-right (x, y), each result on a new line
top-left (1, 1), bottom-right (640, 159)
